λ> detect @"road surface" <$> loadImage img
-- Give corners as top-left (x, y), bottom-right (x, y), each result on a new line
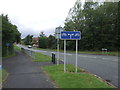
top-left (17, 44), bottom-right (119, 87)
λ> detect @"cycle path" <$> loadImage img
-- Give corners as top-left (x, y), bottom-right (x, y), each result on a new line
top-left (3, 50), bottom-right (55, 88)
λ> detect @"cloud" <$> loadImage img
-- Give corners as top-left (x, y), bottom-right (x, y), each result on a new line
top-left (0, 0), bottom-right (76, 38)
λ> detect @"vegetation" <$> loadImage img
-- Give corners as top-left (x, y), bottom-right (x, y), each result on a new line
top-left (2, 53), bottom-right (16, 58)
top-left (22, 34), bottom-right (33, 45)
top-left (22, 1), bottom-right (119, 53)
top-left (33, 47), bottom-right (119, 56)
top-left (0, 16), bottom-right (2, 58)
top-left (64, 1), bottom-right (119, 51)
top-left (33, 52), bottom-right (51, 62)
top-left (39, 36), bottom-right (48, 49)
top-left (0, 69), bottom-right (8, 83)
top-left (14, 45), bottom-right (21, 52)
top-left (1, 14), bottom-right (21, 57)
top-left (42, 64), bottom-right (114, 88)
top-left (39, 34), bottom-right (56, 49)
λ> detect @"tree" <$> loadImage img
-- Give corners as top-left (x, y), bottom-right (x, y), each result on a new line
top-left (48, 35), bottom-right (56, 49)
top-left (118, 1), bottom-right (120, 51)
top-left (39, 31), bottom-right (45, 37)
top-left (39, 37), bottom-right (48, 49)
top-left (23, 34), bottom-right (33, 45)
top-left (1, 14), bottom-right (21, 56)
top-left (64, 1), bottom-right (118, 51)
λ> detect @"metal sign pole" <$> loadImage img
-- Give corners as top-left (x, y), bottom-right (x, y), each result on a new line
top-left (61, 31), bottom-right (81, 73)
top-left (57, 39), bottom-right (59, 65)
top-left (7, 46), bottom-right (8, 56)
top-left (64, 40), bottom-right (66, 73)
top-left (76, 40), bottom-right (78, 73)
top-left (58, 39), bottom-right (59, 65)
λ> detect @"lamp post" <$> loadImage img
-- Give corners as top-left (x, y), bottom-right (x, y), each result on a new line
top-left (55, 26), bottom-right (64, 65)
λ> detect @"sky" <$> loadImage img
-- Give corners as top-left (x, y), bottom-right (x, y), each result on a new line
top-left (1, 0), bottom-right (118, 39)
top-left (0, 0), bottom-right (78, 38)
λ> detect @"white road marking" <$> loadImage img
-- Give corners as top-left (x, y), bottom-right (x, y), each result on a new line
top-left (79, 55), bottom-right (88, 57)
top-left (102, 58), bottom-right (108, 60)
top-left (79, 55), bottom-right (97, 59)
top-left (43, 51), bottom-right (47, 52)
top-left (112, 59), bottom-right (118, 62)
top-left (67, 54), bottom-right (72, 56)
top-left (92, 57), bottom-right (97, 58)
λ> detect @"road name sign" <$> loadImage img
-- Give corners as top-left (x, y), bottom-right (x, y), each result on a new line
top-left (61, 31), bottom-right (81, 40)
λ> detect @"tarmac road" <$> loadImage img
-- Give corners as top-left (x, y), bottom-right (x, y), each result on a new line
top-left (3, 50), bottom-right (55, 88)
top-left (17, 44), bottom-right (119, 87)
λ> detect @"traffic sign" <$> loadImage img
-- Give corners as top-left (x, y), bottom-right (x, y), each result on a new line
top-left (60, 31), bottom-right (81, 73)
top-left (6, 43), bottom-right (10, 47)
top-left (61, 31), bottom-right (81, 40)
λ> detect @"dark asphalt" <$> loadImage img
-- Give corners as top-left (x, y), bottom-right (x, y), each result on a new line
top-left (3, 50), bottom-right (56, 88)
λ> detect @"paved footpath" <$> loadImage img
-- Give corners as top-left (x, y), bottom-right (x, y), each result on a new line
top-left (3, 50), bottom-right (56, 88)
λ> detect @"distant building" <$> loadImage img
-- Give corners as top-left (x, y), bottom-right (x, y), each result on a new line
top-left (32, 37), bottom-right (39, 47)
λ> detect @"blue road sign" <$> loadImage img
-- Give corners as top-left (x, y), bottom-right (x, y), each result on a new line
top-left (6, 43), bottom-right (10, 47)
top-left (0, 65), bottom-right (2, 70)
top-left (61, 31), bottom-right (81, 40)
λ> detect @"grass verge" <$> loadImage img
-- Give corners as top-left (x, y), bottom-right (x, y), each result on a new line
top-left (3, 53), bottom-right (16, 59)
top-left (3, 45), bottom-right (18, 58)
top-left (33, 52), bottom-right (51, 62)
top-left (32, 46), bottom-right (119, 56)
top-left (0, 69), bottom-right (8, 83)
top-left (21, 44), bottom-right (119, 56)
top-left (42, 64), bottom-right (114, 88)
top-left (14, 45), bottom-right (21, 52)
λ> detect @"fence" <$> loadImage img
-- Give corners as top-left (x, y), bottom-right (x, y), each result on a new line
top-left (21, 48), bottom-right (35, 60)
top-left (21, 48), bottom-right (56, 64)
top-left (21, 48), bottom-right (80, 73)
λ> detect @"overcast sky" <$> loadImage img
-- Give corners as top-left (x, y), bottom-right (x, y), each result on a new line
top-left (0, 0), bottom-right (79, 38)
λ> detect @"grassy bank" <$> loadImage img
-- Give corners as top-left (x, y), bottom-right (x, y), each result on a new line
top-left (14, 45), bottom-right (21, 52)
top-left (21, 44), bottom-right (119, 56)
top-left (33, 52), bottom-right (51, 62)
top-left (0, 69), bottom-right (8, 83)
top-left (3, 45), bottom-right (21, 58)
top-left (2, 45), bottom-right (18, 58)
top-left (2, 53), bottom-right (16, 59)
top-left (34, 52), bottom-right (114, 88)
top-left (42, 64), bottom-right (114, 88)
top-left (32, 47), bottom-right (119, 56)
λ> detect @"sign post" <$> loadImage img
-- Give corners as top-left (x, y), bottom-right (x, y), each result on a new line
top-left (6, 43), bottom-right (10, 56)
top-left (76, 40), bottom-right (78, 73)
top-left (64, 40), bottom-right (66, 72)
top-left (55, 27), bottom-right (64, 65)
top-left (7, 46), bottom-right (8, 56)
top-left (57, 39), bottom-right (59, 65)
top-left (61, 31), bottom-right (81, 73)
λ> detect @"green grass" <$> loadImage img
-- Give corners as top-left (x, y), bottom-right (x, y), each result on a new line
top-left (14, 45), bottom-right (21, 52)
top-left (32, 46), bottom-right (119, 56)
top-left (2, 45), bottom-right (18, 58)
top-left (3, 53), bottom-right (16, 58)
top-left (42, 64), bottom-right (114, 88)
top-left (33, 52), bottom-right (51, 62)
top-left (0, 69), bottom-right (8, 83)
top-left (22, 44), bottom-right (119, 56)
